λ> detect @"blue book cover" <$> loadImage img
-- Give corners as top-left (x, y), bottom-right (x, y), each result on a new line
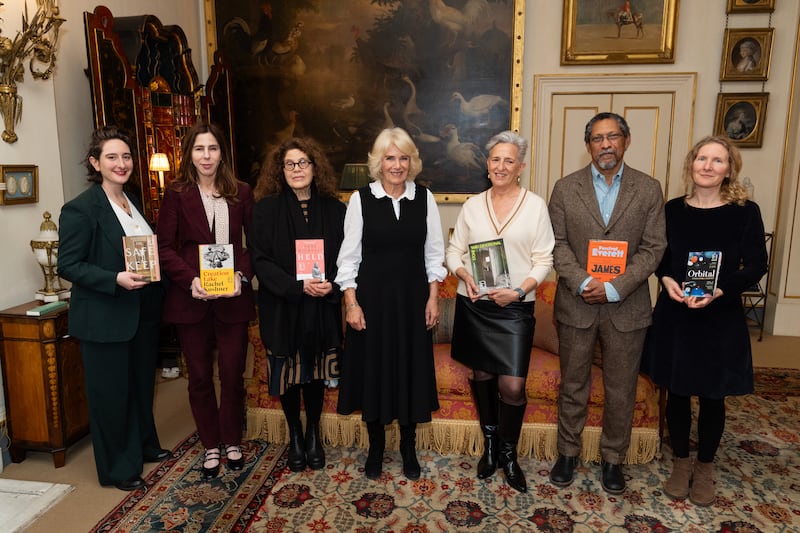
top-left (683, 251), bottom-right (722, 298)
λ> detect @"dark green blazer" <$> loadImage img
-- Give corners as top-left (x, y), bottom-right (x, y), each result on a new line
top-left (58, 183), bottom-right (163, 342)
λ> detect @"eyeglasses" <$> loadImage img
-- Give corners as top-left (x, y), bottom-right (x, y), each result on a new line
top-left (589, 133), bottom-right (624, 144)
top-left (284, 159), bottom-right (313, 171)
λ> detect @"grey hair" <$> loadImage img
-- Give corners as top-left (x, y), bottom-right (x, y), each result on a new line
top-left (485, 130), bottom-right (528, 160)
top-left (583, 112), bottom-right (630, 143)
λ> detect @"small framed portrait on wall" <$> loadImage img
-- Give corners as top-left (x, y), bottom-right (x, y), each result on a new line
top-left (714, 93), bottom-right (769, 148)
top-left (0, 165), bottom-right (39, 205)
top-left (720, 28), bottom-right (773, 82)
top-left (726, 0), bottom-right (776, 14)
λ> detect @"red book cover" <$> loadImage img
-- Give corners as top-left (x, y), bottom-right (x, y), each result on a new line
top-left (296, 239), bottom-right (325, 281)
top-left (586, 240), bottom-right (628, 282)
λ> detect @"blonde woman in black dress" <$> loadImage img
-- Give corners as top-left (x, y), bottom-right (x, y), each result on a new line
top-left (336, 128), bottom-right (446, 480)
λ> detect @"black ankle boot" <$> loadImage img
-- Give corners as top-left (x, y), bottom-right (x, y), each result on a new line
top-left (400, 424), bottom-right (420, 480)
top-left (287, 420), bottom-right (306, 472)
top-left (365, 422), bottom-right (385, 480)
top-left (498, 400), bottom-right (527, 493)
top-left (470, 379), bottom-right (499, 479)
top-left (305, 422), bottom-right (325, 470)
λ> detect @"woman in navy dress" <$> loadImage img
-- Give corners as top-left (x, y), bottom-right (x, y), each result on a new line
top-left (641, 136), bottom-right (768, 506)
top-left (336, 128), bottom-right (446, 480)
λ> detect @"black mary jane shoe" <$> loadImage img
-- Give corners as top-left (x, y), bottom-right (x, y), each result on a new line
top-left (600, 460), bottom-right (626, 494)
top-left (115, 475), bottom-right (145, 492)
top-left (144, 448), bottom-right (171, 462)
top-left (202, 448), bottom-right (221, 479)
top-left (225, 445), bottom-right (245, 471)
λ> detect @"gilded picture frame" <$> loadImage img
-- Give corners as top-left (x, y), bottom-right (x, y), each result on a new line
top-left (203, 0), bottom-right (525, 204)
top-left (719, 28), bottom-right (773, 82)
top-left (714, 92), bottom-right (769, 148)
top-left (0, 165), bottom-right (39, 205)
top-left (726, 0), bottom-right (776, 14)
top-left (561, 0), bottom-right (679, 65)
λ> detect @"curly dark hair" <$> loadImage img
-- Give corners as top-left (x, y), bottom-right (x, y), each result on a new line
top-left (172, 121), bottom-right (239, 201)
top-left (84, 126), bottom-right (134, 184)
top-left (253, 137), bottom-right (339, 200)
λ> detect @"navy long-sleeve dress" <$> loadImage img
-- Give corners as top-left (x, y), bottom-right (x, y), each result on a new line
top-left (641, 197), bottom-right (768, 399)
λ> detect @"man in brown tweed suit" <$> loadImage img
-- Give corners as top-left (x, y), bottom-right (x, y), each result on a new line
top-left (547, 112), bottom-right (666, 494)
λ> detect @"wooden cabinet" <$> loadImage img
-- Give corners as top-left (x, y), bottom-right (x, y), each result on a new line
top-left (0, 302), bottom-right (89, 468)
top-left (84, 5), bottom-right (235, 224)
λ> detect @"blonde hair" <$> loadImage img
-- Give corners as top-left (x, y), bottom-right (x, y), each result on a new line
top-left (682, 135), bottom-right (749, 206)
top-left (366, 128), bottom-right (422, 181)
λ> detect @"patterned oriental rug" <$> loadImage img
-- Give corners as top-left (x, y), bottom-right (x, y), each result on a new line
top-left (90, 368), bottom-right (800, 532)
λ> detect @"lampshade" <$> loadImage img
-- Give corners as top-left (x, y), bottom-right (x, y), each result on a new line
top-left (149, 152), bottom-right (170, 172)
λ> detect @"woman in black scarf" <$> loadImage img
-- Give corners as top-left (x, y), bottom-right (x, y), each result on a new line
top-left (250, 137), bottom-right (346, 471)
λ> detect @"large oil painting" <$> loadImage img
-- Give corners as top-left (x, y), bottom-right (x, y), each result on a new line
top-left (205, 0), bottom-right (523, 202)
top-left (561, 0), bottom-right (678, 65)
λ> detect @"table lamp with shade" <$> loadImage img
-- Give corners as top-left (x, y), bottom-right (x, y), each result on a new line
top-left (149, 152), bottom-right (171, 197)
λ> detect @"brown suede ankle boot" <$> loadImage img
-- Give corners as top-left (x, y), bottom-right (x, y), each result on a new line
top-left (689, 460), bottom-right (715, 506)
top-left (664, 456), bottom-right (692, 499)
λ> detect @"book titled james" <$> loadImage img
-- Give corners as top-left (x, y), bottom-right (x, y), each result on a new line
top-left (26, 300), bottom-right (68, 316)
top-left (684, 251), bottom-right (723, 298)
top-left (199, 243), bottom-right (235, 294)
top-left (469, 239), bottom-right (511, 294)
top-left (122, 234), bottom-right (161, 282)
top-left (586, 240), bottom-right (628, 282)
top-left (296, 239), bottom-right (325, 281)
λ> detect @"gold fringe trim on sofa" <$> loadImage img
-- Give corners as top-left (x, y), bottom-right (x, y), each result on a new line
top-left (246, 408), bottom-right (659, 464)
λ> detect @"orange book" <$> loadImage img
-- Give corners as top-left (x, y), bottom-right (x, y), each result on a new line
top-left (199, 243), bottom-right (235, 294)
top-left (586, 240), bottom-right (628, 282)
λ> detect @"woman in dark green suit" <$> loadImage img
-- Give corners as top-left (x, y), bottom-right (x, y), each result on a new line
top-left (58, 126), bottom-right (169, 491)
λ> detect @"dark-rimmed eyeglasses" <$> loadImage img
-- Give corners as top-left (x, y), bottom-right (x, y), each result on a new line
top-left (284, 159), bottom-right (313, 171)
top-left (589, 133), bottom-right (624, 145)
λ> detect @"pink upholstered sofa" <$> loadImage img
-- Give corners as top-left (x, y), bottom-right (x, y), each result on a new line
top-left (245, 276), bottom-right (660, 464)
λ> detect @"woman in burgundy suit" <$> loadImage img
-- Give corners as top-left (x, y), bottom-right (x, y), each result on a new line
top-left (157, 121), bottom-right (255, 479)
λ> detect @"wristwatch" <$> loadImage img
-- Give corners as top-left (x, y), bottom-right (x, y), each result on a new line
top-left (514, 287), bottom-right (525, 301)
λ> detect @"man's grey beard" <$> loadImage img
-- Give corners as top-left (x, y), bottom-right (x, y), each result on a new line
top-left (597, 156), bottom-right (618, 170)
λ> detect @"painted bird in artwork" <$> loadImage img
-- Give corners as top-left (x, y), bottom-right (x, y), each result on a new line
top-left (451, 91), bottom-right (507, 120)
top-left (429, 0), bottom-right (489, 46)
top-left (440, 124), bottom-right (484, 170)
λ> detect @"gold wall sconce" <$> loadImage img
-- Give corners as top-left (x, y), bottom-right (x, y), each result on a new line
top-left (149, 152), bottom-right (170, 197)
top-left (0, 0), bottom-right (65, 143)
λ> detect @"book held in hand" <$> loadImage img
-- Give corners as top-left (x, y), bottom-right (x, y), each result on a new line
top-left (586, 240), bottom-right (628, 282)
top-left (469, 239), bottom-right (511, 294)
top-left (122, 234), bottom-right (161, 282)
top-left (199, 243), bottom-right (235, 294)
top-left (296, 239), bottom-right (325, 281)
top-left (684, 251), bottom-right (722, 298)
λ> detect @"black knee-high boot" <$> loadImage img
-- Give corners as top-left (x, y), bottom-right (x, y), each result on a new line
top-left (303, 381), bottom-right (325, 470)
top-left (280, 386), bottom-right (306, 472)
top-left (365, 421), bottom-right (385, 480)
top-left (400, 423), bottom-right (420, 479)
top-left (498, 400), bottom-right (527, 493)
top-left (470, 378), bottom-right (499, 479)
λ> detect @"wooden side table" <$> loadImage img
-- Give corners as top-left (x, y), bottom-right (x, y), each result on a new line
top-left (0, 301), bottom-right (89, 467)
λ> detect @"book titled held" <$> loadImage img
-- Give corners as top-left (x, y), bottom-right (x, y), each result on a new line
top-left (684, 251), bottom-right (722, 298)
top-left (123, 234), bottom-right (161, 282)
top-left (469, 239), bottom-right (511, 294)
top-left (199, 243), bottom-right (235, 294)
top-left (296, 239), bottom-right (325, 281)
top-left (586, 240), bottom-right (628, 282)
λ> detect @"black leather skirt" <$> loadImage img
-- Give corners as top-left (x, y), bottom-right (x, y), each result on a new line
top-left (450, 294), bottom-right (535, 377)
